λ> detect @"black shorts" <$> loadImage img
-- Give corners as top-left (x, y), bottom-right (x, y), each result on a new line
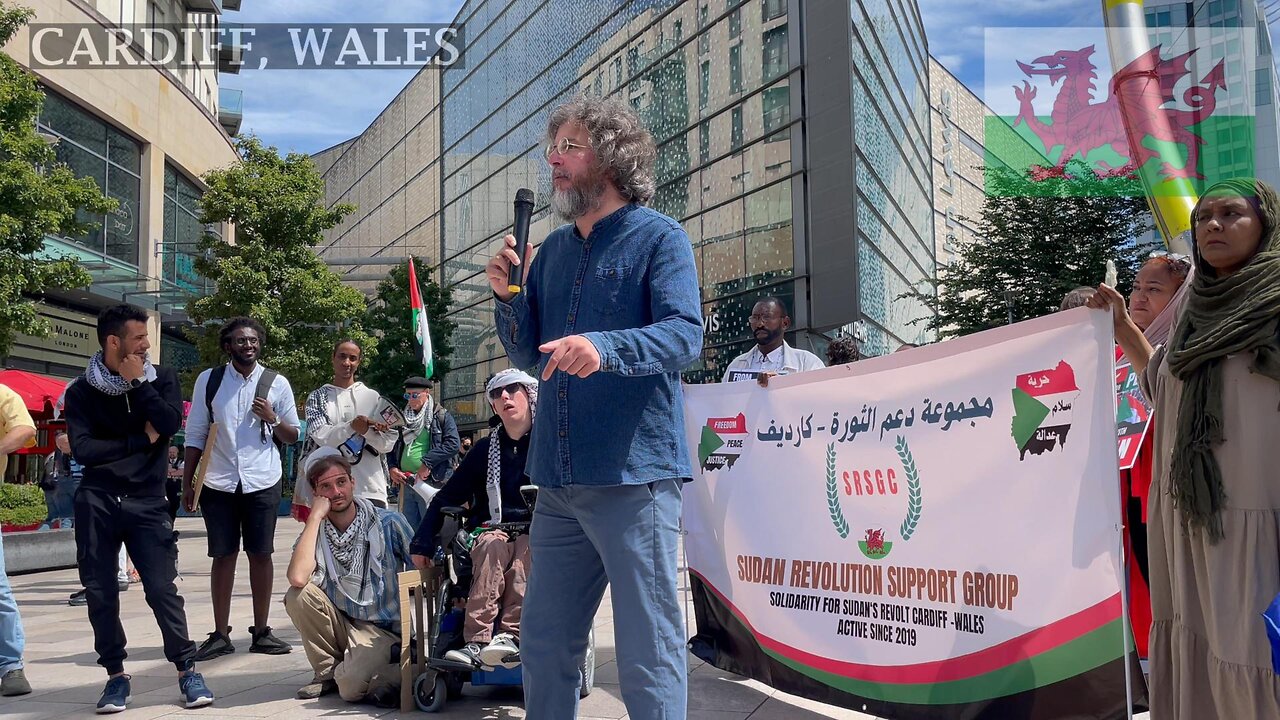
top-left (200, 481), bottom-right (281, 558)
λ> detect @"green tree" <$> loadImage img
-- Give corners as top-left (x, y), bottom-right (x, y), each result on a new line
top-left (0, 3), bottom-right (115, 354)
top-left (360, 258), bottom-right (456, 399)
top-left (907, 162), bottom-right (1158, 340)
top-left (186, 135), bottom-right (372, 395)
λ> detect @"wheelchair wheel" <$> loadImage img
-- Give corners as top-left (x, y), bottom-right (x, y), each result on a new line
top-left (579, 628), bottom-right (596, 698)
top-left (415, 674), bottom-right (447, 713)
top-left (445, 672), bottom-right (465, 700)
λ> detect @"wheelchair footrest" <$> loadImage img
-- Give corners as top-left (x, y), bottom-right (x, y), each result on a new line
top-left (427, 657), bottom-right (481, 674)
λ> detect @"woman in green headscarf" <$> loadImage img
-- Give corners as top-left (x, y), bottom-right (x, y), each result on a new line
top-left (1090, 178), bottom-right (1280, 717)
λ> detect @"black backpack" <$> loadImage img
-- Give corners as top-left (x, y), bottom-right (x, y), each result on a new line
top-left (204, 365), bottom-right (281, 446)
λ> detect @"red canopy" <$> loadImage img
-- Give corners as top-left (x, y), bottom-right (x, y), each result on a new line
top-left (0, 369), bottom-right (68, 413)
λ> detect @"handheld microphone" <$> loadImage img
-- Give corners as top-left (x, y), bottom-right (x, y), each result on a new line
top-left (508, 188), bottom-right (535, 294)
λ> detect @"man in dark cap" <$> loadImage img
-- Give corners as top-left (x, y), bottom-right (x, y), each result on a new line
top-left (388, 376), bottom-right (458, 530)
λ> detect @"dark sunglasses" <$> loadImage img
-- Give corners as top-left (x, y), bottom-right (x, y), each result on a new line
top-left (403, 391), bottom-right (428, 400)
top-left (488, 383), bottom-right (525, 401)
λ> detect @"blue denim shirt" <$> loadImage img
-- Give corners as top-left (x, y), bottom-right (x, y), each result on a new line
top-left (495, 203), bottom-right (703, 488)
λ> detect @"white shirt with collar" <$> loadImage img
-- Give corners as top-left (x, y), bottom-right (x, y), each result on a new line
top-left (184, 363), bottom-right (300, 493)
top-left (722, 341), bottom-right (826, 383)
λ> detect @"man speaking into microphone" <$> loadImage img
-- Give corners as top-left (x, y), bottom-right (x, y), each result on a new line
top-left (485, 94), bottom-right (702, 719)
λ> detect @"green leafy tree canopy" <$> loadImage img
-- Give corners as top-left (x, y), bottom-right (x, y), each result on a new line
top-left (361, 258), bottom-right (456, 399)
top-left (907, 162), bottom-right (1158, 340)
top-left (0, 3), bottom-right (115, 354)
top-left (187, 135), bottom-right (372, 395)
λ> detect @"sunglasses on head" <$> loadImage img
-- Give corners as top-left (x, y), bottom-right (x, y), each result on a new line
top-left (488, 383), bottom-right (525, 401)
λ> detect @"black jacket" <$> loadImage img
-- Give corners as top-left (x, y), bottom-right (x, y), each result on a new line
top-left (409, 426), bottom-right (530, 556)
top-left (65, 365), bottom-right (184, 497)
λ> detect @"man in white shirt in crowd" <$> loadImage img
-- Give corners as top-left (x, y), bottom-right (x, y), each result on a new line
top-left (721, 296), bottom-right (825, 384)
top-left (304, 339), bottom-right (397, 508)
top-left (183, 318), bottom-right (301, 661)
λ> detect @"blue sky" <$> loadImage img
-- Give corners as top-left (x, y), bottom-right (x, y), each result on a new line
top-left (226, 1), bottom-right (1184, 155)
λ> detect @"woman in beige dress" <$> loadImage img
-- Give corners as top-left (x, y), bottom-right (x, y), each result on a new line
top-left (1089, 177), bottom-right (1280, 718)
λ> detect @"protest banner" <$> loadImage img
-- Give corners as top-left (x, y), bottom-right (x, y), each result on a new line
top-left (682, 309), bottom-right (1145, 719)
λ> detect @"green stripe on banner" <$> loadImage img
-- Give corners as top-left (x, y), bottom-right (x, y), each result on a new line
top-left (765, 619), bottom-right (1125, 705)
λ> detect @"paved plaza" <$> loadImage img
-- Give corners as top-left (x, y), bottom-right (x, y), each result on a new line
top-left (3, 518), bottom-right (881, 719)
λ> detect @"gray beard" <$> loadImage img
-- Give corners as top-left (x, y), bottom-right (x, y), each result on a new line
top-left (551, 176), bottom-right (606, 223)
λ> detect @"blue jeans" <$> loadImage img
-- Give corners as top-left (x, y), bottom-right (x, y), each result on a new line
top-left (401, 481), bottom-right (428, 532)
top-left (0, 530), bottom-right (26, 675)
top-left (41, 486), bottom-right (57, 525)
top-left (55, 477), bottom-right (79, 521)
top-left (521, 478), bottom-right (686, 719)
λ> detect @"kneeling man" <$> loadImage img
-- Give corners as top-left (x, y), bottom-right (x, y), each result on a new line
top-left (285, 449), bottom-right (414, 706)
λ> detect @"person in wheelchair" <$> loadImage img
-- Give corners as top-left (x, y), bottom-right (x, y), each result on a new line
top-left (410, 368), bottom-right (537, 670)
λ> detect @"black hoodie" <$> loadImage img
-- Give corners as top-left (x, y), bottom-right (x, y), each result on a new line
top-left (65, 364), bottom-right (184, 497)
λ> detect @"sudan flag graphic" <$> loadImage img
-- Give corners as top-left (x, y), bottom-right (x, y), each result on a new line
top-left (1011, 361), bottom-right (1079, 460)
top-left (699, 414), bottom-right (748, 472)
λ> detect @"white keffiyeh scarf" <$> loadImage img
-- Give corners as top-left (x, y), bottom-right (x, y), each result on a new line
top-left (483, 369), bottom-right (538, 525)
top-left (315, 498), bottom-right (384, 606)
top-left (84, 351), bottom-right (156, 396)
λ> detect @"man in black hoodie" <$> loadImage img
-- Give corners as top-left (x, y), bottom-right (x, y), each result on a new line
top-left (65, 304), bottom-right (214, 713)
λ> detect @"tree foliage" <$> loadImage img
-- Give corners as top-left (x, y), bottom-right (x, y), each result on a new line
top-left (186, 135), bottom-right (372, 395)
top-left (360, 258), bottom-right (456, 399)
top-left (907, 163), bottom-right (1158, 339)
top-left (0, 3), bottom-right (114, 354)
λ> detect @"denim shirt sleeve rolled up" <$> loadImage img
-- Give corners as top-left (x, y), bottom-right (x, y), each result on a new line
top-left (495, 203), bottom-right (703, 488)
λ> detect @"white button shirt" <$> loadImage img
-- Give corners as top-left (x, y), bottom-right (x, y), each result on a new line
top-left (184, 363), bottom-right (300, 493)
top-left (722, 341), bottom-right (826, 383)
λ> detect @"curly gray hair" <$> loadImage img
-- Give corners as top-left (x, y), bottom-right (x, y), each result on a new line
top-left (547, 94), bottom-right (657, 205)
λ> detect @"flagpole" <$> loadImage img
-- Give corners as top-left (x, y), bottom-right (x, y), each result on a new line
top-left (1101, 0), bottom-right (1197, 254)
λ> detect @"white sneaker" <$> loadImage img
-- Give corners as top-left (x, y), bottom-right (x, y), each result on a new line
top-left (479, 633), bottom-right (520, 669)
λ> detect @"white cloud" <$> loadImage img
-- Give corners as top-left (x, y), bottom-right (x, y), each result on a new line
top-left (920, 1), bottom-right (1107, 101)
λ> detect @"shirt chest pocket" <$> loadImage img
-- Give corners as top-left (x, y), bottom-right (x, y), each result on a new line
top-left (592, 264), bottom-right (633, 315)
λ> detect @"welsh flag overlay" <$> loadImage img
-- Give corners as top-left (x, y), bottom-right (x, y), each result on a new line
top-left (408, 258), bottom-right (434, 378)
top-left (983, 27), bottom-right (1257, 196)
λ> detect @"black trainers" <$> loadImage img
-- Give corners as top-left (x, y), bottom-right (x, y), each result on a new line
top-left (69, 589), bottom-right (88, 606)
top-left (193, 628), bottom-right (234, 661)
top-left (248, 626), bottom-right (292, 655)
top-left (444, 642), bottom-right (483, 667)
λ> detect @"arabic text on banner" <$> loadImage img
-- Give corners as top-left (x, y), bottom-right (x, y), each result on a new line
top-left (681, 309), bottom-right (1146, 720)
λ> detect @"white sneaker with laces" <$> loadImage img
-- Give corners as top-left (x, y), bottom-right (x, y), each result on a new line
top-left (479, 633), bottom-right (520, 669)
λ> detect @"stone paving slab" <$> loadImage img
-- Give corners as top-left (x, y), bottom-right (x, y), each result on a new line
top-left (5, 519), bottom-right (1148, 719)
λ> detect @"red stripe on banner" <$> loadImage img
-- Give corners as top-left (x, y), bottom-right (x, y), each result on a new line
top-left (690, 570), bottom-right (1121, 684)
top-left (1015, 360), bottom-right (1079, 396)
top-left (707, 413), bottom-right (748, 434)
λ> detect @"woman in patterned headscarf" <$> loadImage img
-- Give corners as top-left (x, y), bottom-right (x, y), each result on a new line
top-left (1090, 178), bottom-right (1280, 717)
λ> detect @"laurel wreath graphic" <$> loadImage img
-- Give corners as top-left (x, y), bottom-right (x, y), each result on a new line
top-left (825, 443), bottom-right (850, 539)
top-left (896, 436), bottom-right (923, 541)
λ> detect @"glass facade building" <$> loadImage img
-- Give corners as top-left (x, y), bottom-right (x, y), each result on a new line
top-left (316, 0), bottom-right (935, 429)
top-left (1145, 0), bottom-right (1280, 190)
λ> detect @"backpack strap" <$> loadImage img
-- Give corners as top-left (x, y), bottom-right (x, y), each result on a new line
top-left (255, 368), bottom-right (278, 404)
top-left (204, 365), bottom-right (227, 423)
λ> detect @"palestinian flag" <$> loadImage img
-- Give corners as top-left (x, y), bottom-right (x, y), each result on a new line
top-left (409, 258), bottom-right (434, 379)
top-left (1011, 361), bottom-right (1079, 460)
